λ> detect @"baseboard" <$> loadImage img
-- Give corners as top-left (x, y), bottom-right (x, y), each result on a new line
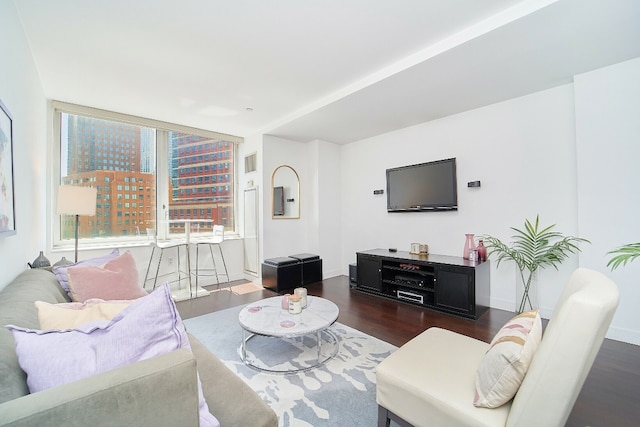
top-left (606, 325), bottom-right (640, 346)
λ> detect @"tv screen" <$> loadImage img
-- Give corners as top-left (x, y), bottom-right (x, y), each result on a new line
top-left (386, 158), bottom-right (458, 212)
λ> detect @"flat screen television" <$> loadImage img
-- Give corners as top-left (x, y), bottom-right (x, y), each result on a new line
top-left (386, 158), bottom-right (458, 212)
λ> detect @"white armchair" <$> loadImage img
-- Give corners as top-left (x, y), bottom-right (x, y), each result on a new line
top-left (376, 268), bottom-right (619, 427)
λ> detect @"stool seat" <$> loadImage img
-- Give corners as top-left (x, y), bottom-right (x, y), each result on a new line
top-left (288, 253), bottom-right (320, 261)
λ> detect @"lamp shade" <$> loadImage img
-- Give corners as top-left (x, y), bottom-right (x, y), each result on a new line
top-left (57, 185), bottom-right (97, 216)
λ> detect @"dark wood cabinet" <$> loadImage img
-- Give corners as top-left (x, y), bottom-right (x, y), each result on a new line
top-left (356, 249), bottom-right (490, 320)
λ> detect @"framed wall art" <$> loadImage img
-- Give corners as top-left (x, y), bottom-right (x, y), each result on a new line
top-left (0, 98), bottom-right (16, 236)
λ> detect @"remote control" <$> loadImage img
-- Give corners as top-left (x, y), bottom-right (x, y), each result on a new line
top-left (389, 248), bottom-right (397, 252)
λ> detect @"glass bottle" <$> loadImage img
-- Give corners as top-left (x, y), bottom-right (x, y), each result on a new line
top-left (477, 240), bottom-right (488, 262)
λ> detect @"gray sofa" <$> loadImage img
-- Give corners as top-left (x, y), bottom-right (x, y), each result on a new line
top-left (0, 269), bottom-right (278, 427)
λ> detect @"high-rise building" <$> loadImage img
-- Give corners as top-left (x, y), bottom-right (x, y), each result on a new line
top-left (167, 132), bottom-right (234, 232)
top-left (66, 115), bottom-right (142, 174)
top-left (60, 170), bottom-right (156, 238)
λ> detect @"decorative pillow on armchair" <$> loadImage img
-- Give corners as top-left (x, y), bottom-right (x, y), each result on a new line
top-left (474, 309), bottom-right (542, 408)
top-left (67, 250), bottom-right (147, 302)
top-left (7, 284), bottom-right (219, 427)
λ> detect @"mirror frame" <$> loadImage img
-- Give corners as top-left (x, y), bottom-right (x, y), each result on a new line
top-left (271, 165), bottom-right (300, 219)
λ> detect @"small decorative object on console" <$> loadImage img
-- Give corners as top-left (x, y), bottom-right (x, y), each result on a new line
top-left (477, 240), bottom-right (487, 262)
top-left (410, 243), bottom-right (429, 255)
top-left (463, 234), bottom-right (476, 260)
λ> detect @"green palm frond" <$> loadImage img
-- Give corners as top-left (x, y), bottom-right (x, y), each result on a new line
top-left (482, 215), bottom-right (589, 275)
top-left (607, 243), bottom-right (640, 270)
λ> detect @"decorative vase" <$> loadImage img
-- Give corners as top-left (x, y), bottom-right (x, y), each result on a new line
top-left (477, 240), bottom-right (487, 262)
top-left (516, 270), bottom-right (538, 313)
top-left (463, 234), bottom-right (476, 259)
top-left (29, 251), bottom-right (51, 269)
top-left (52, 257), bottom-right (74, 268)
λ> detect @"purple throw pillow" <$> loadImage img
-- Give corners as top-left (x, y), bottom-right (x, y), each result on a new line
top-left (53, 248), bottom-right (120, 294)
top-left (7, 284), bottom-right (219, 427)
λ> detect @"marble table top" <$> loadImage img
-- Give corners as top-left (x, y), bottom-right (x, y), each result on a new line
top-left (238, 296), bottom-right (339, 338)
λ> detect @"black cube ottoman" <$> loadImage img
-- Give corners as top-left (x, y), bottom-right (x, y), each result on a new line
top-left (289, 253), bottom-right (322, 286)
top-left (262, 257), bottom-right (302, 292)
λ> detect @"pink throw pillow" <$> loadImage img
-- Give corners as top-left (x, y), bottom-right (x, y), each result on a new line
top-left (67, 251), bottom-right (147, 302)
top-left (53, 249), bottom-right (120, 294)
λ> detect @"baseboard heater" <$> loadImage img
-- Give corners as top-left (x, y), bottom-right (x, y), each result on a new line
top-left (397, 289), bottom-right (424, 305)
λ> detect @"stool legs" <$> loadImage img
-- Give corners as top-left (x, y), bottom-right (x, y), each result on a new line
top-left (194, 242), bottom-right (229, 289)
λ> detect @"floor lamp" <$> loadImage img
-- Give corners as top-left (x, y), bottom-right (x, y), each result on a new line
top-left (57, 185), bottom-right (97, 263)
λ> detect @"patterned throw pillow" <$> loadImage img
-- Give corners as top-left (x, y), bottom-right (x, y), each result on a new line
top-left (474, 309), bottom-right (542, 408)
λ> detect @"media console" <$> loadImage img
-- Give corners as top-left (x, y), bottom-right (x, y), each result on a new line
top-left (356, 249), bottom-right (490, 320)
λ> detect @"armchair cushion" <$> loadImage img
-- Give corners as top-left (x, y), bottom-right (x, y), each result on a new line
top-left (474, 310), bottom-right (542, 408)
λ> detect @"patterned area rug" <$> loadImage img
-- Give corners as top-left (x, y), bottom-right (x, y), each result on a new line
top-left (184, 305), bottom-right (397, 426)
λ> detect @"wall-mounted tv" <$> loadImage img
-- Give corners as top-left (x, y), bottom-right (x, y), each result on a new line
top-left (386, 158), bottom-right (458, 212)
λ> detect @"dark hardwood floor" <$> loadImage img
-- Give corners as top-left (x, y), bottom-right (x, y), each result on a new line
top-left (176, 276), bottom-right (640, 427)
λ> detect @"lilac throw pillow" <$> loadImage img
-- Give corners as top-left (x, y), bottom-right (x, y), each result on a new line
top-left (7, 284), bottom-right (219, 427)
top-left (53, 248), bottom-right (120, 294)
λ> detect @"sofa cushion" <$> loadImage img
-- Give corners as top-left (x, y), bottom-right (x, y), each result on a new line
top-left (52, 248), bottom-right (120, 294)
top-left (0, 269), bottom-right (69, 405)
top-left (67, 250), bottom-right (147, 302)
top-left (35, 299), bottom-right (132, 329)
top-left (7, 284), bottom-right (219, 427)
top-left (474, 310), bottom-right (542, 408)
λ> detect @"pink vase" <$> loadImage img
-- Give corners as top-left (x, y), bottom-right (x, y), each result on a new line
top-left (463, 234), bottom-right (476, 259)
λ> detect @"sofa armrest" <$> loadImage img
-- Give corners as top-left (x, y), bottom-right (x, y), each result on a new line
top-left (0, 349), bottom-right (200, 427)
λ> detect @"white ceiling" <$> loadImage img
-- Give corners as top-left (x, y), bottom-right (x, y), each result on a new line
top-left (14, 0), bottom-right (640, 144)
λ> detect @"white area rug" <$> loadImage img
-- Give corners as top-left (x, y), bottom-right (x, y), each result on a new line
top-left (184, 305), bottom-right (397, 427)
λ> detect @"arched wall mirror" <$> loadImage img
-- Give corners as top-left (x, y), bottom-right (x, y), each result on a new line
top-left (271, 165), bottom-right (300, 219)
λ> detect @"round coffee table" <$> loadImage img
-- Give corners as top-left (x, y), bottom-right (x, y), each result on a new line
top-left (238, 296), bottom-right (340, 373)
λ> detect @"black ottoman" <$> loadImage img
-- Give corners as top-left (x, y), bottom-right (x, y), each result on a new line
top-left (262, 257), bottom-right (302, 292)
top-left (289, 253), bottom-right (322, 286)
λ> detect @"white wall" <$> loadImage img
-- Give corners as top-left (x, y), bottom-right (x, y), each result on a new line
top-left (259, 136), bottom-right (343, 280)
top-left (308, 140), bottom-right (342, 278)
top-left (261, 135), bottom-right (309, 259)
top-left (575, 58), bottom-right (640, 345)
top-left (340, 84), bottom-right (579, 316)
top-left (0, 1), bottom-right (48, 288)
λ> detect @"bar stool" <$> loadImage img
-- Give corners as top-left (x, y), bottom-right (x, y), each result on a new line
top-left (143, 230), bottom-right (192, 296)
top-left (193, 225), bottom-right (229, 288)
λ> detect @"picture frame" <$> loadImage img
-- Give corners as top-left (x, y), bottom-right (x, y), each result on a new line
top-left (0, 98), bottom-right (16, 236)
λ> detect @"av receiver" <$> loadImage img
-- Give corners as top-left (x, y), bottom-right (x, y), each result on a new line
top-left (395, 275), bottom-right (427, 288)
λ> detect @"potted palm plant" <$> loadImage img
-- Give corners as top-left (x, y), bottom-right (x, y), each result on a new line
top-left (482, 215), bottom-right (589, 313)
top-left (607, 243), bottom-right (640, 270)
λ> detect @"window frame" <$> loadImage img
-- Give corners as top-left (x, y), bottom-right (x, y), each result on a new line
top-left (50, 101), bottom-right (242, 251)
